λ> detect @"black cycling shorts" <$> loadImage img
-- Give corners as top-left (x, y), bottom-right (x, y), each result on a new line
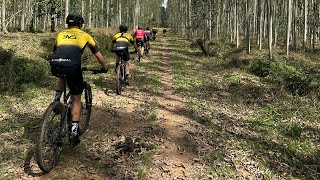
top-left (136, 38), bottom-right (144, 47)
top-left (115, 49), bottom-right (130, 62)
top-left (145, 36), bottom-right (150, 42)
top-left (51, 65), bottom-right (83, 95)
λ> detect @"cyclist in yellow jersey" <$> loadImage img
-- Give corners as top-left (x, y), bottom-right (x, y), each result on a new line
top-left (111, 25), bottom-right (138, 85)
top-left (152, 27), bottom-right (158, 40)
top-left (50, 13), bottom-right (108, 146)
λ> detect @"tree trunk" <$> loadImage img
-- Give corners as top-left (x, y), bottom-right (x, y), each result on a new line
top-left (81, 0), bottom-right (85, 17)
top-left (188, 0), bottom-right (192, 39)
top-left (246, 0), bottom-right (251, 54)
top-left (293, 0), bottom-right (297, 50)
top-left (65, 0), bottom-right (69, 28)
top-left (303, 0), bottom-right (308, 50)
top-left (268, 0), bottom-right (273, 59)
top-left (89, 0), bottom-right (92, 28)
top-left (106, 0), bottom-right (109, 27)
top-left (236, 0), bottom-right (240, 47)
top-left (257, 0), bottom-right (262, 49)
top-left (2, 0), bottom-right (8, 33)
top-left (286, 0), bottom-right (292, 56)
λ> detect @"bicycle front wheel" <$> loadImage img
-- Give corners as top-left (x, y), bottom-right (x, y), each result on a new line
top-left (36, 101), bottom-right (66, 173)
top-left (79, 82), bottom-right (92, 135)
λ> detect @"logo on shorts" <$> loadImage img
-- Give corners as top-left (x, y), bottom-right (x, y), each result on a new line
top-left (51, 58), bottom-right (71, 62)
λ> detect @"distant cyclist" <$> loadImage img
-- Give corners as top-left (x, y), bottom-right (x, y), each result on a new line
top-left (144, 27), bottom-right (151, 50)
top-left (111, 25), bottom-right (138, 85)
top-left (152, 27), bottom-right (158, 40)
top-left (134, 26), bottom-right (146, 57)
top-left (163, 28), bottom-right (167, 37)
top-left (50, 13), bottom-right (108, 146)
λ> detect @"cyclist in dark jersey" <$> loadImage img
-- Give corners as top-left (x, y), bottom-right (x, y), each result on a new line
top-left (50, 13), bottom-right (108, 145)
top-left (152, 27), bottom-right (158, 40)
top-left (163, 28), bottom-right (167, 37)
top-left (145, 27), bottom-right (151, 49)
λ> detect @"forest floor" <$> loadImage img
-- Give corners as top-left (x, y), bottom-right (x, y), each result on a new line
top-left (0, 32), bottom-right (320, 179)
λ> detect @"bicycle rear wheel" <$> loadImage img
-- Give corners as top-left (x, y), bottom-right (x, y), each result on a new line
top-left (36, 101), bottom-right (66, 172)
top-left (79, 82), bottom-right (92, 135)
top-left (116, 63), bottom-right (122, 95)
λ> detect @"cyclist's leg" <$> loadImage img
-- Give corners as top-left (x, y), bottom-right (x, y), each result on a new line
top-left (124, 50), bottom-right (130, 85)
top-left (54, 79), bottom-right (65, 101)
top-left (51, 66), bottom-right (66, 101)
top-left (115, 55), bottom-right (120, 73)
top-left (66, 66), bottom-right (83, 145)
top-left (71, 95), bottom-right (81, 122)
top-left (140, 39), bottom-right (145, 57)
top-left (67, 66), bottom-right (83, 122)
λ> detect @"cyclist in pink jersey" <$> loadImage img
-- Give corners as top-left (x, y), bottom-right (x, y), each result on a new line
top-left (134, 26), bottom-right (146, 57)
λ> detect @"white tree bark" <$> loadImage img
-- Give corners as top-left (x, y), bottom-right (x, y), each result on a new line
top-left (2, 0), bottom-right (7, 33)
top-left (65, 0), bottom-right (69, 27)
top-left (304, 0), bottom-right (308, 50)
top-left (286, 0), bottom-right (292, 56)
top-left (89, 0), bottom-right (92, 28)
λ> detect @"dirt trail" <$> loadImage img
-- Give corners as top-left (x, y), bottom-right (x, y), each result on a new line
top-left (145, 38), bottom-right (199, 179)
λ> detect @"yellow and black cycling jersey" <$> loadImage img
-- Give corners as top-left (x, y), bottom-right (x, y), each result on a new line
top-left (51, 27), bottom-right (99, 67)
top-left (152, 28), bottom-right (158, 33)
top-left (112, 32), bottom-right (135, 47)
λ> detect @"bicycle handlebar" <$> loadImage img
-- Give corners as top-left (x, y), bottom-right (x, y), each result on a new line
top-left (82, 67), bottom-right (108, 74)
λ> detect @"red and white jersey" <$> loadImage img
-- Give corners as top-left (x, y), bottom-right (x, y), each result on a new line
top-left (134, 29), bottom-right (146, 39)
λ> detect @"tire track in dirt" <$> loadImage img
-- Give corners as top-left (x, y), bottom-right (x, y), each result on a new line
top-left (147, 38), bottom-right (199, 179)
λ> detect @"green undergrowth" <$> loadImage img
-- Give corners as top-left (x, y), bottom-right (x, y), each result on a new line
top-left (169, 37), bottom-right (320, 179)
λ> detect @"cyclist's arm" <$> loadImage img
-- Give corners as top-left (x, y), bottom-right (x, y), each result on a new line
top-left (86, 34), bottom-right (108, 71)
top-left (127, 35), bottom-right (137, 50)
top-left (94, 51), bottom-right (108, 71)
top-left (110, 35), bottom-right (117, 50)
top-left (132, 42), bottom-right (137, 50)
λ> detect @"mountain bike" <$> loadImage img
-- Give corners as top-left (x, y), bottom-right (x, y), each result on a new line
top-left (111, 49), bottom-right (128, 95)
top-left (152, 33), bottom-right (157, 41)
top-left (35, 67), bottom-right (107, 173)
top-left (144, 42), bottom-right (149, 56)
top-left (136, 41), bottom-right (143, 63)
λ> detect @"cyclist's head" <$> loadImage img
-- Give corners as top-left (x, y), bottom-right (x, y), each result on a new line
top-left (138, 26), bottom-right (142, 30)
top-left (146, 27), bottom-right (150, 30)
top-left (66, 13), bottom-right (84, 28)
top-left (119, 25), bottom-right (128, 32)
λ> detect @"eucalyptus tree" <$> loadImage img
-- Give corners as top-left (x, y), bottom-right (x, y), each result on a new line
top-left (2, 0), bottom-right (7, 33)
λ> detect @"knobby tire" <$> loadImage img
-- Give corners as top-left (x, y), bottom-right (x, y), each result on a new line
top-left (116, 63), bottom-right (122, 95)
top-left (79, 82), bottom-right (92, 135)
top-left (35, 101), bottom-right (66, 173)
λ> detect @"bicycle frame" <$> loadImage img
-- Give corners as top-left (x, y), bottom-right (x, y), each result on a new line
top-left (118, 52), bottom-right (126, 83)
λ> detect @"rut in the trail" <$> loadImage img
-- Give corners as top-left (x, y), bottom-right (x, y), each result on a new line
top-left (146, 38), bottom-right (201, 179)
